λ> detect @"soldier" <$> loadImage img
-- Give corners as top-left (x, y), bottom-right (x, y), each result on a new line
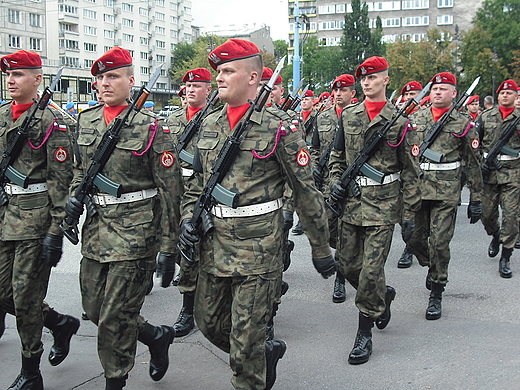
top-left (63, 47), bottom-right (183, 389)
top-left (166, 67), bottom-right (213, 338)
top-left (179, 38), bottom-right (335, 389)
top-left (484, 95), bottom-right (494, 110)
top-left (312, 74), bottom-right (356, 304)
top-left (178, 85), bottom-right (187, 108)
top-left (65, 102), bottom-right (76, 118)
top-left (480, 79), bottom-right (520, 278)
top-left (408, 72), bottom-right (482, 319)
top-left (329, 56), bottom-right (421, 364)
top-left (466, 95), bottom-right (481, 121)
top-left (0, 50), bottom-right (80, 389)
top-left (143, 101), bottom-right (155, 111)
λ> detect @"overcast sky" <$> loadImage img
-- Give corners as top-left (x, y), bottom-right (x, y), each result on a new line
top-left (191, 0), bottom-right (289, 41)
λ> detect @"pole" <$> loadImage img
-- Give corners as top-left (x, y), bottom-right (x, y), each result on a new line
top-left (292, 0), bottom-right (301, 91)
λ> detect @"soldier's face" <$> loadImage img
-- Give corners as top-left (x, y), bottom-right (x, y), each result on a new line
top-left (515, 93), bottom-right (520, 109)
top-left (301, 96), bottom-right (313, 111)
top-left (216, 59), bottom-right (258, 107)
top-left (360, 72), bottom-right (389, 101)
top-left (467, 101), bottom-right (480, 114)
top-left (186, 81), bottom-right (211, 108)
top-left (403, 90), bottom-right (419, 101)
top-left (97, 68), bottom-right (135, 107)
top-left (333, 86), bottom-right (355, 109)
top-left (430, 84), bottom-right (456, 109)
top-left (498, 90), bottom-right (516, 108)
top-left (270, 84), bottom-right (284, 104)
top-left (5, 69), bottom-right (41, 104)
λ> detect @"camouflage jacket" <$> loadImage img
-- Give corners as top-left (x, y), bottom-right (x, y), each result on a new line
top-left (73, 105), bottom-right (183, 262)
top-left (182, 104), bottom-right (331, 276)
top-left (0, 103), bottom-right (73, 240)
top-left (329, 100), bottom-right (421, 225)
top-left (413, 108), bottom-right (483, 201)
top-left (479, 107), bottom-right (520, 185)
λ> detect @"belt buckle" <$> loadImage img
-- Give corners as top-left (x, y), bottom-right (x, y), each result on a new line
top-left (4, 185), bottom-right (12, 195)
top-left (97, 195), bottom-right (106, 207)
top-left (357, 177), bottom-right (368, 186)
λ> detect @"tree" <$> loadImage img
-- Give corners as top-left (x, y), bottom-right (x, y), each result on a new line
top-left (170, 42), bottom-right (197, 82)
top-left (340, 0), bottom-right (372, 74)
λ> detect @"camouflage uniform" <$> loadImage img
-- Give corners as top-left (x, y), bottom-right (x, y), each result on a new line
top-left (0, 103), bottom-right (73, 359)
top-left (182, 105), bottom-right (330, 389)
top-left (73, 105), bottom-right (183, 378)
top-left (408, 109), bottom-right (482, 285)
top-left (329, 101), bottom-right (421, 319)
top-left (479, 107), bottom-right (520, 249)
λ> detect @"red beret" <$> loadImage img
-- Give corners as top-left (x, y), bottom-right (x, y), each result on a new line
top-left (319, 92), bottom-right (331, 101)
top-left (304, 90), bottom-right (314, 98)
top-left (182, 68), bottom-right (211, 83)
top-left (355, 56), bottom-right (388, 79)
top-left (331, 74), bottom-right (355, 89)
top-left (420, 96), bottom-right (431, 106)
top-left (91, 46), bottom-right (132, 76)
top-left (260, 67), bottom-right (282, 84)
top-left (431, 72), bottom-right (456, 86)
top-left (496, 79), bottom-right (519, 93)
top-left (91, 81), bottom-right (98, 92)
top-left (466, 95), bottom-right (480, 105)
top-left (178, 85), bottom-right (186, 97)
top-left (401, 81), bottom-right (422, 96)
top-left (351, 98), bottom-right (359, 104)
top-left (1, 50), bottom-right (42, 73)
top-left (208, 39), bottom-right (260, 71)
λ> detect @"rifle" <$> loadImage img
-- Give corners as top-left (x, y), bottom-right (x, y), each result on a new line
top-left (304, 96), bottom-right (331, 137)
top-left (0, 67), bottom-right (63, 207)
top-left (419, 76), bottom-right (480, 162)
top-left (177, 90), bottom-right (219, 165)
top-left (482, 114), bottom-right (520, 182)
top-left (179, 56), bottom-right (286, 263)
top-left (313, 113), bottom-right (343, 191)
top-left (327, 82), bottom-right (431, 216)
top-left (389, 90), bottom-right (397, 102)
top-left (60, 64), bottom-right (163, 245)
top-left (290, 84), bottom-right (309, 112)
top-left (280, 79), bottom-right (304, 112)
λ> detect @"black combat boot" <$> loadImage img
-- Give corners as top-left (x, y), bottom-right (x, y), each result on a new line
top-left (397, 245), bottom-right (413, 268)
top-left (516, 226), bottom-right (520, 249)
top-left (425, 282), bottom-right (444, 320)
top-left (283, 240), bottom-right (294, 271)
top-left (44, 308), bottom-right (80, 366)
top-left (173, 292), bottom-right (195, 337)
top-left (348, 313), bottom-right (373, 365)
top-left (105, 375), bottom-right (127, 390)
top-left (488, 231), bottom-right (500, 258)
top-left (425, 274), bottom-right (432, 291)
top-left (376, 286), bottom-right (396, 330)
top-left (499, 247), bottom-right (513, 278)
top-left (138, 322), bottom-right (175, 381)
top-left (265, 339), bottom-right (287, 390)
top-left (332, 271), bottom-right (346, 303)
top-left (291, 220), bottom-right (303, 235)
top-left (0, 307), bottom-right (6, 339)
top-left (8, 355), bottom-right (43, 390)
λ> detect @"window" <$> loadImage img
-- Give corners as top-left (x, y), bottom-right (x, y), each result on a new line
top-left (371, 1), bottom-right (401, 11)
top-left (161, 69), bottom-right (166, 76)
top-left (123, 18), bottom-right (133, 27)
top-left (184, 33), bottom-right (191, 42)
top-left (9, 35), bottom-right (21, 48)
top-left (156, 40), bottom-right (165, 48)
top-left (29, 13), bottom-right (42, 27)
top-left (437, 0), bottom-right (453, 7)
top-left (9, 10), bottom-right (21, 24)
top-left (155, 0), bottom-right (165, 6)
top-left (156, 54), bottom-right (165, 62)
top-left (122, 3), bottom-right (133, 12)
top-left (171, 43), bottom-right (175, 50)
top-left (382, 34), bottom-right (399, 43)
top-left (140, 22), bottom-right (150, 31)
top-left (84, 0), bottom-right (96, 3)
top-left (139, 7), bottom-right (149, 16)
top-left (104, 14), bottom-right (115, 23)
top-left (83, 9), bottom-right (97, 19)
top-left (123, 33), bottom-right (134, 43)
top-left (318, 4), bottom-right (335, 14)
top-left (402, 16), bottom-right (429, 26)
top-left (156, 12), bottom-right (165, 21)
top-left (60, 56), bottom-right (79, 67)
top-left (104, 30), bottom-right (115, 39)
top-left (155, 26), bottom-right (165, 35)
top-left (157, 82), bottom-right (166, 89)
top-left (184, 6), bottom-right (191, 14)
top-left (437, 15), bottom-right (453, 25)
top-left (104, 45), bottom-right (112, 52)
top-left (84, 26), bottom-right (97, 35)
top-left (85, 59), bottom-right (94, 68)
top-left (59, 4), bottom-right (78, 14)
top-left (61, 39), bottom-right (79, 50)
top-left (336, 4), bottom-right (345, 13)
top-left (104, 0), bottom-right (114, 7)
top-left (402, 0), bottom-right (429, 9)
top-left (379, 17), bottom-right (400, 27)
top-left (170, 2), bottom-right (178, 11)
top-left (59, 23), bottom-right (77, 32)
top-left (325, 37), bottom-right (341, 46)
top-left (84, 42), bottom-right (97, 51)
top-left (170, 29), bottom-right (178, 38)
top-left (140, 66), bottom-right (150, 75)
top-left (140, 51), bottom-right (149, 60)
top-left (29, 38), bottom-right (41, 51)
top-left (140, 37), bottom-right (150, 45)
top-left (170, 16), bottom-right (178, 24)
top-left (321, 20), bottom-right (343, 30)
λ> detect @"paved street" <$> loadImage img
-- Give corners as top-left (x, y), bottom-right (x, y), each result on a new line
top-left (2, 188), bottom-right (520, 389)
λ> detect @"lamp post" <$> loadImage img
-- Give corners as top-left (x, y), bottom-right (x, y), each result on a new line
top-left (292, 0), bottom-right (301, 90)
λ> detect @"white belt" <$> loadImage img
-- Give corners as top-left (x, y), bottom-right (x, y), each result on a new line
top-left (211, 198), bottom-right (284, 218)
top-left (420, 161), bottom-right (461, 171)
top-left (92, 188), bottom-right (158, 206)
top-left (4, 183), bottom-right (48, 195)
top-left (483, 152), bottom-right (520, 161)
top-left (181, 168), bottom-right (194, 177)
top-left (355, 173), bottom-right (400, 187)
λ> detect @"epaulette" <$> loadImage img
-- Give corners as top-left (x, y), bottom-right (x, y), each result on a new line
top-left (345, 101), bottom-right (362, 109)
top-left (82, 103), bottom-right (103, 113)
top-left (266, 105), bottom-right (291, 122)
top-left (141, 109), bottom-right (158, 119)
top-left (481, 107), bottom-right (494, 115)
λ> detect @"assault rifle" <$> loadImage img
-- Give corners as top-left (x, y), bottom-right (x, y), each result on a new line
top-left (280, 79), bottom-right (304, 112)
top-left (482, 114), bottom-right (520, 182)
top-left (313, 113), bottom-right (343, 191)
top-left (289, 85), bottom-right (309, 112)
top-left (0, 67), bottom-right (63, 206)
top-left (419, 76), bottom-right (480, 162)
top-left (304, 96), bottom-right (331, 137)
top-left (60, 64), bottom-right (163, 245)
top-left (179, 56), bottom-right (286, 263)
top-left (327, 82), bottom-right (431, 216)
top-left (177, 90), bottom-right (219, 165)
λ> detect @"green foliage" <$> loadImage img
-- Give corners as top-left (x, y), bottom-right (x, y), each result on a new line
top-left (341, 0), bottom-right (372, 73)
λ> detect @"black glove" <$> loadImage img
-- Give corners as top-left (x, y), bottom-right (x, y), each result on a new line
top-left (42, 233), bottom-right (63, 267)
top-left (481, 163), bottom-right (491, 181)
top-left (312, 255), bottom-right (337, 279)
top-left (65, 196), bottom-right (84, 220)
top-left (179, 218), bottom-right (199, 248)
top-left (467, 201), bottom-right (482, 224)
top-left (283, 210), bottom-right (294, 232)
top-left (312, 167), bottom-right (325, 188)
top-left (401, 220), bottom-right (415, 243)
top-left (156, 252), bottom-right (177, 288)
top-left (330, 182), bottom-right (347, 203)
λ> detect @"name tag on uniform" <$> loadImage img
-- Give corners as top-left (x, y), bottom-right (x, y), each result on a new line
top-left (203, 131), bottom-right (218, 138)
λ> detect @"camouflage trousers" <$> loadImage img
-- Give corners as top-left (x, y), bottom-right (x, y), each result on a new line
top-left (195, 269), bottom-right (280, 390)
top-left (80, 256), bottom-right (155, 379)
top-left (408, 199), bottom-right (458, 285)
top-left (481, 181), bottom-right (520, 249)
top-left (0, 239), bottom-right (51, 358)
top-left (335, 221), bottom-right (393, 319)
top-left (177, 247), bottom-right (199, 294)
top-left (326, 206), bottom-right (338, 249)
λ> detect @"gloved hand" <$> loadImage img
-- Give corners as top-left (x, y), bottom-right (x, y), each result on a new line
top-left (179, 218), bottom-right (199, 248)
top-left (481, 163), bottom-right (491, 181)
top-left (467, 201), bottom-right (482, 224)
top-left (42, 233), bottom-right (63, 267)
top-left (156, 252), bottom-right (177, 288)
top-left (283, 210), bottom-right (294, 232)
top-left (65, 196), bottom-right (83, 220)
top-left (312, 255), bottom-right (337, 279)
top-left (330, 182), bottom-right (347, 203)
top-left (401, 220), bottom-right (415, 243)
top-left (312, 167), bottom-right (325, 188)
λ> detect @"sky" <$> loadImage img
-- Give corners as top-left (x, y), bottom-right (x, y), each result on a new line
top-left (191, 0), bottom-right (289, 41)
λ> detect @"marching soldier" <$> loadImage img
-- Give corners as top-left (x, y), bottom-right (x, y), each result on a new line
top-left (480, 79), bottom-right (520, 278)
top-left (179, 38), bottom-right (335, 389)
top-left (0, 50), bottom-right (79, 389)
top-left (63, 47), bottom-right (183, 389)
top-left (329, 56), bottom-right (421, 364)
top-left (466, 95), bottom-right (481, 121)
